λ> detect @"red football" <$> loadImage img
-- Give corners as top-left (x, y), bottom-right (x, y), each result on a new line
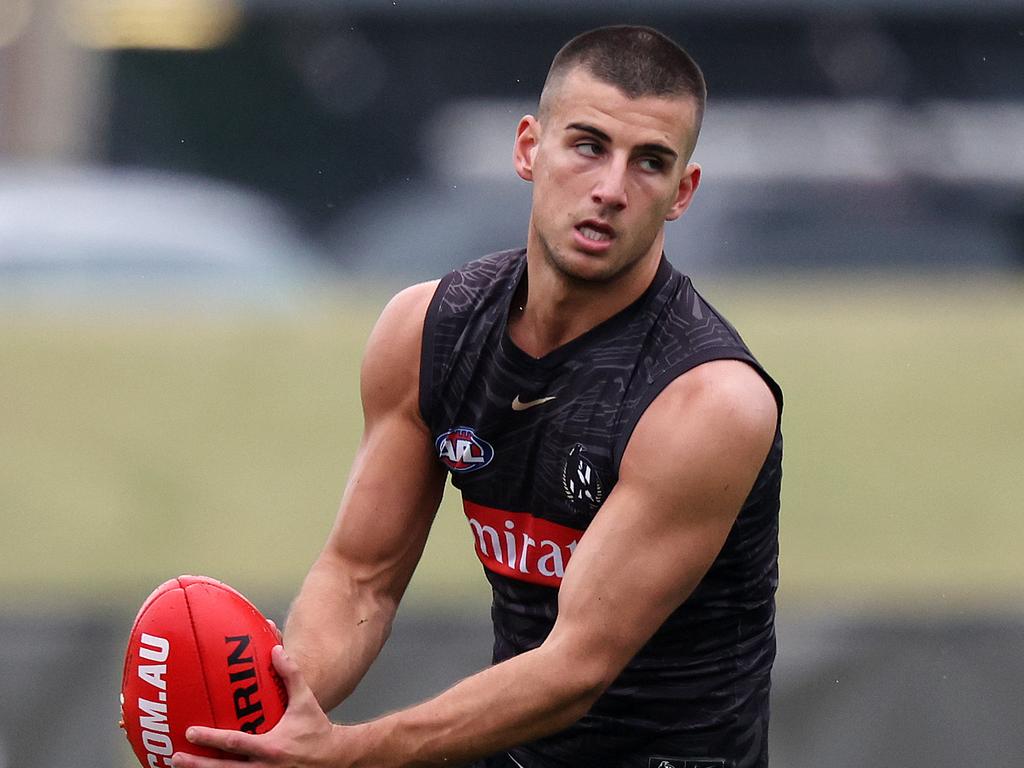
top-left (119, 575), bottom-right (288, 768)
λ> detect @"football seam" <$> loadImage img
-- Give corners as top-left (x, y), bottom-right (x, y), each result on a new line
top-left (180, 578), bottom-right (219, 731)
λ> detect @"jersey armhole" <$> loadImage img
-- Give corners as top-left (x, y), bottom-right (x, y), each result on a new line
top-left (418, 271), bottom-right (457, 427)
top-left (611, 348), bottom-right (784, 471)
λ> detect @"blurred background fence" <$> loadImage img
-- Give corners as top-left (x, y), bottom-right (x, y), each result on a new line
top-left (1, 1), bottom-right (1022, 766)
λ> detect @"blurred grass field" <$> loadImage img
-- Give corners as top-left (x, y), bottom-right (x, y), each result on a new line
top-left (2, 275), bottom-right (1022, 614)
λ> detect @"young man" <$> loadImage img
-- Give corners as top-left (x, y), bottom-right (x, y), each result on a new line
top-left (173, 25), bottom-right (782, 768)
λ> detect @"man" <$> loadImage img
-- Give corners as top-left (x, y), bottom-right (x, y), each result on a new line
top-left (173, 24), bottom-right (782, 768)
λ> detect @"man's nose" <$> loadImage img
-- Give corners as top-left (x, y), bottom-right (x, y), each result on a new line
top-left (591, 156), bottom-right (628, 210)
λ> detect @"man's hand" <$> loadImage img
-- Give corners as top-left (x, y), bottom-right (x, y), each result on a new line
top-left (171, 646), bottom-right (343, 768)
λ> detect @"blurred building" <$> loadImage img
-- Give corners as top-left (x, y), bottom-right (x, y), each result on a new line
top-left (1, 0), bottom-right (1022, 277)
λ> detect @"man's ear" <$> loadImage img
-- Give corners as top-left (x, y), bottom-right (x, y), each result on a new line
top-left (513, 115), bottom-right (540, 182)
top-left (665, 162), bottom-right (701, 221)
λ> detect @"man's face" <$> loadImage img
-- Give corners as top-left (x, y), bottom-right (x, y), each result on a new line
top-left (515, 67), bottom-right (701, 285)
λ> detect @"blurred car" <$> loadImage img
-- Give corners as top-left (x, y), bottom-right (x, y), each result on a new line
top-left (0, 165), bottom-right (326, 308)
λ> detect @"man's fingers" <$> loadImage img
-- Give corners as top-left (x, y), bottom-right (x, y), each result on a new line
top-left (267, 618), bottom-right (283, 642)
top-left (170, 724), bottom-right (276, 767)
top-left (182, 725), bottom-right (262, 757)
top-left (271, 644), bottom-right (311, 703)
top-left (170, 749), bottom-right (252, 768)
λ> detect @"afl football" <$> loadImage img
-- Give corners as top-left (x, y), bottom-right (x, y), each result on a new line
top-left (119, 575), bottom-right (287, 768)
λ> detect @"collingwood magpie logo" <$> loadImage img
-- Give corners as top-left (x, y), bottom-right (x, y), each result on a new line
top-left (562, 443), bottom-right (603, 511)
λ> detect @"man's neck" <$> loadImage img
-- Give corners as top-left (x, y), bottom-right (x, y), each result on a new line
top-left (509, 245), bottom-right (662, 359)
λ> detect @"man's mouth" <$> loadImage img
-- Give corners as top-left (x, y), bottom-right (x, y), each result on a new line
top-left (576, 221), bottom-right (615, 243)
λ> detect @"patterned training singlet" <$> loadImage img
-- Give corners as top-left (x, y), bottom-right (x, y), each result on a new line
top-left (420, 249), bottom-right (783, 768)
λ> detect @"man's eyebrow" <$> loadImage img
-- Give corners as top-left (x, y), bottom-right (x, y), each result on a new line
top-left (635, 142), bottom-right (679, 162)
top-left (566, 122), bottom-right (612, 143)
top-left (565, 122), bottom-right (679, 161)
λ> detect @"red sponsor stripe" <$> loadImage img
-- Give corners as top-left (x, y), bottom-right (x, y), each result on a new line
top-left (462, 500), bottom-right (584, 588)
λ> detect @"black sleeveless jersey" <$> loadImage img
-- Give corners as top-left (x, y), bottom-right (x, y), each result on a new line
top-left (419, 249), bottom-right (783, 768)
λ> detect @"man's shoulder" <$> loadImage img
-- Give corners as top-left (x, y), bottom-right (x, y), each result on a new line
top-left (454, 247), bottom-right (526, 279)
top-left (668, 359), bottom-right (778, 422)
top-left (377, 280), bottom-right (441, 333)
top-left (645, 266), bottom-right (780, 399)
top-left (364, 280), bottom-right (440, 376)
top-left (448, 247), bottom-right (525, 286)
top-left (623, 359), bottom-right (778, 481)
top-left (433, 247), bottom-right (526, 318)
top-left (658, 270), bottom-right (745, 347)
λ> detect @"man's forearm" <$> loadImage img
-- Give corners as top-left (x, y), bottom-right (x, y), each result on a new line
top-left (284, 552), bottom-right (399, 711)
top-left (343, 632), bottom-right (614, 767)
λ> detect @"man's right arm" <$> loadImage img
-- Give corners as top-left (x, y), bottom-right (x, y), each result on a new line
top-left (282, 280), bottom-right (447, 711)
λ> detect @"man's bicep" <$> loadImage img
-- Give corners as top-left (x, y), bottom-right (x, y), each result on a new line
top-left (324, 411), bottom-right (446, 586)
top-left (324, 280), bottom-right (446, 589)
top-left (550, 360), bottom-right (777, 677)
top-left (358, 280), bottom-right (439, 422)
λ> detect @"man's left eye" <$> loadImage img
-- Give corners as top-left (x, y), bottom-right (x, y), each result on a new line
top-left (638, 158), bottom-right (664, 172)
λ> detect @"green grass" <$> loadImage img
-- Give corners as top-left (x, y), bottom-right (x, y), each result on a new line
top-left (2, 275), bottom-right (1022, 614)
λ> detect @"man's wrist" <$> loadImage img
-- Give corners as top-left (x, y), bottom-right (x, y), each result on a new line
top-left (330, 720), bottom-right (388, 768)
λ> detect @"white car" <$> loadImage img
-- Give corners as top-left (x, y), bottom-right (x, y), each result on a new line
top-left (0, 165), bottom-right (325, 307)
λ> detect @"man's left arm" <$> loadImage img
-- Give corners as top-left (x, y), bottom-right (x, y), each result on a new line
top-left (174, 359), bottom-right (778, 768)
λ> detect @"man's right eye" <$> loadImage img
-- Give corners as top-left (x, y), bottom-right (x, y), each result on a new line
top-left (575, 142), bottom-right (601, 157)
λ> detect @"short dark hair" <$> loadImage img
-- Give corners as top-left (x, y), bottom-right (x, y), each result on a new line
top-left (539, 25), bottom-right (707, 152)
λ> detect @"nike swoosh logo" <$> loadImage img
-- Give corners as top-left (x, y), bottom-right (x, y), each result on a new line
top-left (511, 395), bottom-right (557, 411)
top-left (507, 753), bottom-right (527, 768)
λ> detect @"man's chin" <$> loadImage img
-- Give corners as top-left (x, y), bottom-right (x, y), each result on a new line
top-left (536, 235), bottom-right (640, 285)
top-left (554, 251), bottom-right (624, 285)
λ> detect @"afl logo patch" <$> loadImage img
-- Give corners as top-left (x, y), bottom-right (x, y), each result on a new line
top-left (562, 443), bottom-right (604, 511)
top-left (436, 427), bottom-right (495, 473)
